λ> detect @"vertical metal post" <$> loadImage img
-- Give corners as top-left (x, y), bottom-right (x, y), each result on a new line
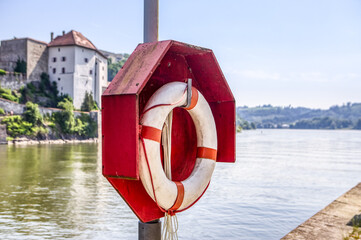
top-left (139, 219), bottom-right (162, 240)
top-left (140, 1), bottom-right (161, 240)
top-left (144, 0), bottom-right (159, 43)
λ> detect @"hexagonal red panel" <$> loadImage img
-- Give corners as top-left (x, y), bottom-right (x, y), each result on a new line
top-left (102, 40), bottom-right (235, 222)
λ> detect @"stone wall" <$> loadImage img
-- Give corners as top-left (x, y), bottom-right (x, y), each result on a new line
top-left (27, 39), bottom-right (48, 81)
top-left (0, 98), bottom-right (25, 115)
top-left (0, 38), bottom-right (27, 72)
top-left (0, 72), bottom-right (27, 90)
top-left (0, 124), bottom-right (7, 144)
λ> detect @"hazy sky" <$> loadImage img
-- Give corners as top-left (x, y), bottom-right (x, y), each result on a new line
top-left (1, 0), bottom-right (360, 109)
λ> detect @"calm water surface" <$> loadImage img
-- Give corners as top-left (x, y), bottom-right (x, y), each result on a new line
top-left (1, 130), bottom-right (361, 239)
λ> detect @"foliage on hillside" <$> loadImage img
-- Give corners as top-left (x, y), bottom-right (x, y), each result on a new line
top-left (237, 103), bottom-right (361, 129)
top-left (107, 55), bottom-right (129, 82)
top-left (236, 116), bottom-right (256, 132)
top-left (1, 100), bottom-right (98, 140)
top-left (0, 85), bottom-right (20, 102)
top-left (290, 117), bottom-right (353, 129)
top-left (19, 72), bottom-right (68, 107)
top-left (1, 102), bottom-right (47, 139)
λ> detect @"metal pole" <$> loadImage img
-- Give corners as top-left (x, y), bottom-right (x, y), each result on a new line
top-left (144, 0), bottom-right (159, 43)
top-left (140, 1), bottom-right (161, 240)
top-left (139, 219), bottom-right (161, 240)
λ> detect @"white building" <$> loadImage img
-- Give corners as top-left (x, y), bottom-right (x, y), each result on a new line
top-left (48, 30), bottom-right (108, 109)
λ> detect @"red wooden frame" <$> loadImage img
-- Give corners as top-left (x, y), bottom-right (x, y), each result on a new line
top-left (102, 40), bottom-right (235, 222)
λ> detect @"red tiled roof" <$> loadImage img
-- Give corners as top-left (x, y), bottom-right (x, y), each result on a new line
top-left (48, 30), bottom-right (106, 58)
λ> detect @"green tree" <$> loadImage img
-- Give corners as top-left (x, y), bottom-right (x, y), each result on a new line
top-left (14, 57), bottom-right (26, 74)
top-left (107, 56), bottom-right (128, 82)
top-left (23, 102), bottom-right (43, 125)
top-left (54, 98), bottom-right (75, 134)
top-left (354, 119), bottom-right (361, 130)
top-left (81, 91), bottom-right (98, 112)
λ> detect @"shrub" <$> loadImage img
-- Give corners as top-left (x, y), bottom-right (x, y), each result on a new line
top-left (53, 98), bottom-right (75, 134)
top-left (1, 116), bottom-right (33, 137)
top-left (23, 102), bottom-right (43, 125)
top-left (0, 86), bottom-right (20, 102)
top-left (13, 58), bottom-right (26, 74)
top-left (0, 87), bottom-right (11, 95)
top-left (0, 93), bottom-right (18, 102)
top-left (0, 69), bottom-right (6, 76)
top-left (343, 226), bottom-right (361, 240)
top-left (75, 114), bottom-right (97, 137)
top-left (0, 108), bottom-right (5, 115)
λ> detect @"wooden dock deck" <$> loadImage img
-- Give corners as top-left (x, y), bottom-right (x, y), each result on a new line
top-left (282, 183), bottom-right (361, 240)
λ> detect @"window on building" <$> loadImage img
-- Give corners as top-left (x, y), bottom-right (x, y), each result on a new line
top-left (53, 68), bottom-right (56, 74)
top-left (102, 66), bottom-right (104, 70)
top-left (102, 76), bottom-right (104, 80)
top-left (89, 70), bottom-right (93, 75)
top-left (53, 57), bottom-right (57, 62)
top-left (84, 58), bottom-right (88, 63)
top-left (61, 87), bottom-right (63, 90)
top-left (58, 78), bottom-right (61, 81)
top-left (58, 48), bottom-right (60, 52)
top-left (62, 56), bottom-right (66, 61)
top-left (62, 67), bottom-right (65, 74)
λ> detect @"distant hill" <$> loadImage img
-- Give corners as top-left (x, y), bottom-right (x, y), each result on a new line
top-left (100, 50), bottom-right (130, 82)
top-left (237, 103), bottom-right (361, 129)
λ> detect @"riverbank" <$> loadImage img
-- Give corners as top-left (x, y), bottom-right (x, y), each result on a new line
top-left (282, 182), bottom-right (361, 239)
top-left (5, 137), bottom-right (99, 145)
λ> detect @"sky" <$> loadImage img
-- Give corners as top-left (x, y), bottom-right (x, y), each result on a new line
top-left (1, 0), bottom-right (361, 109)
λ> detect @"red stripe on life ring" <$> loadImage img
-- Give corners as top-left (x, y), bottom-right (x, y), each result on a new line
top-left (169, 181), bottom-right (185, 211)
top-left (197, 147), bottom-right (217, 161)
top-left (184, 87), bottom-right (199, 110)
top-left (141, 125), bottom-right (162, 143)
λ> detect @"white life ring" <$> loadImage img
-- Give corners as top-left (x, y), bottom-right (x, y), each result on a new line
top-left (139, 82), bottom-right (217, 212)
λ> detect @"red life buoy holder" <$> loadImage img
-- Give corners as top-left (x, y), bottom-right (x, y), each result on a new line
top-left (139, 82), bottom-right (217, 212)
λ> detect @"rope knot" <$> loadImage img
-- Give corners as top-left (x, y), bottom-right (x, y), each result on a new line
top-left (167, 209), bottom-right (176, 216)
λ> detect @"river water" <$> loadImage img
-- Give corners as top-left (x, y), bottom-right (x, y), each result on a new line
top-left (1, 129), bottom-right (361, 239)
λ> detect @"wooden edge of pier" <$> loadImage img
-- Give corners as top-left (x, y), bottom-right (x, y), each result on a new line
top-left (282, 182), bottom-right (361, 240)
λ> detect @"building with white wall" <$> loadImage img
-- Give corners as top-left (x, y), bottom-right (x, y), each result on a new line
top-left (48, 30), bottom-right (108, 109)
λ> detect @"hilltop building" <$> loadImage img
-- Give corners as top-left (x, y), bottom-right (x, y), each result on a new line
top-left (0, 30), bottom-right (108, 109)
top-left (48, 31), bottom-right (108, 108)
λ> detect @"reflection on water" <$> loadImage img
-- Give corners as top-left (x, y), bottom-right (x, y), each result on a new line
top-left (0, 144), bottom-right (137, 239)
top-left (1, 130), bottom-right (361, 239)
